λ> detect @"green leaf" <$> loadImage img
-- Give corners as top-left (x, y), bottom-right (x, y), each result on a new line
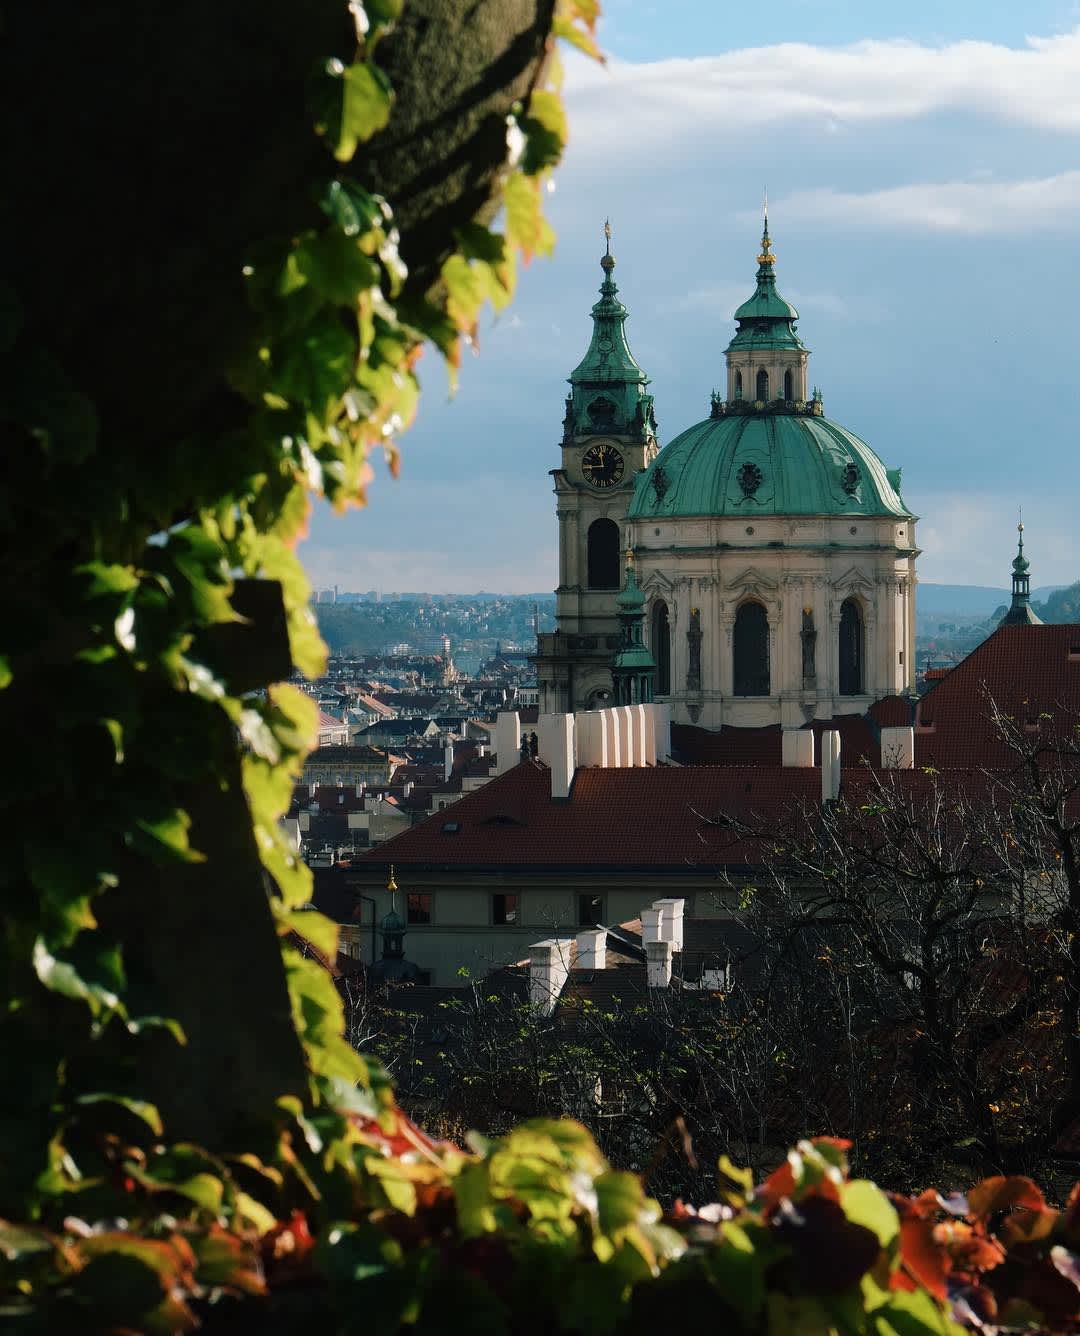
top-left (234, 1191), bottom-right (277, 1235)
top-left (874, 1288), bottom-right (963, 1336)
top-left (33, 938), bottom-right (120, 1015)
top-left (454, 1161), bottom-right (496, 1237)
top-left (319, 180), bottom-right (385, 238)
top-left (336, 61), bottom-right (393, 161)
top-left (175, 1173), bottom-right (225, 1212)
top-left (842, 1180), bottom-right (900, 1250)
top-left (595, 1171), bottom-right (647, 1235)
top-left (521, 90), bottom-right (567, 174)
top-left (0, 654), bottom-right (11, 689)
top-left (133, 808), bottom-right (204, 864)
top-left (0, 1221), bottom-right (55, 1262)
top-left (296, 230), bottom-right (380, 304)
top-left (76, 1093), bottom-right (164, 1136)
top-left (284, 908), bottom-right (339, 960)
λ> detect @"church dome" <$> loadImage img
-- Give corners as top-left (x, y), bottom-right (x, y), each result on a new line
top-left (628, 412), bottom-right (910, 521)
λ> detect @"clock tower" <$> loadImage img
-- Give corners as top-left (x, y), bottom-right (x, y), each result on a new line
top-left (535, 226), bottom-right (659, 712)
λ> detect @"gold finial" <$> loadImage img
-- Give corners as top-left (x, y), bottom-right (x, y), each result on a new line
top-left (601, 218), bottom-right (615, 273)
top-left (757, 190), bottom-right (775, 266)
top-left (624, 545), bottom-right (635, 567)
top-left (387, 864), bottom-right (398, 894)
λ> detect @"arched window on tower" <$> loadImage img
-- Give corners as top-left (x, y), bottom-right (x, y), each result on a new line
top-left (733, 601), bottom-right (770, 696)
top-left (586, 518), bottom-right (620, 589)
top-left (734, 370), bottom-right (743, 400)
top-left (755, 369), bottom-right (769, 403)
top-left (651, 600), bottom-right (671, 695)
top-left (838, 598), bottom-right (864, 695)
top-left (783, 368), bottom-right (793, 401)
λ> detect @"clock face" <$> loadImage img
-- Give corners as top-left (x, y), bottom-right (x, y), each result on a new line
top-left (581, 443), bottom-right (624, 489)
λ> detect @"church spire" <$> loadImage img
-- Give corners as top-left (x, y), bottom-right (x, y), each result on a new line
top-left (999, 516), bottom-right (1043, 626)
top-left (565, 223), bottom-right (656, 441)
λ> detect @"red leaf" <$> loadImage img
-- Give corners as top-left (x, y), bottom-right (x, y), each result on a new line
top-left (967, 1176), bottom-right (1044, 1222)
top-left (895, 1213), bottom-right (949, 1301)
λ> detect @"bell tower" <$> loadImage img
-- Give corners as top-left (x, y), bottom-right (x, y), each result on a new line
top-left (535, 225), bottom-right (659, 713)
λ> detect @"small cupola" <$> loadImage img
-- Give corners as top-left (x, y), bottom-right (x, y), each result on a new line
top-left (369, 866), bottom-right (420, 983)
top-left (722, 205), bottom-right (812, 414)
top-left (999, 518), bottom-right (1044, 627)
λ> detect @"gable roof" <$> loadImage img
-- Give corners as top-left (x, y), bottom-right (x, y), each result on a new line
top-left (357, 760), bottom-right (822, 871)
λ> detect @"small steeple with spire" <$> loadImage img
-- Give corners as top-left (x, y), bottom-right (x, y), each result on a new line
top-left (566, 221), bottom-right (656, 442)
top-left (999, 513), bottom-right (1044, 626)
top-left (725, 203), bottom-right (812, 412)
top-left (611, 549), bottom-right (655, 706)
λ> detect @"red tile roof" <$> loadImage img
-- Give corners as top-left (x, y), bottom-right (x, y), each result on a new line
top-left (358, 760), bottom-right (822, 870)
top-left (916, 624), bottom-right (1080, 768)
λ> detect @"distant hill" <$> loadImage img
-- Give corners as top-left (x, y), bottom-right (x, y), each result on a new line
top-left (917, 583), bottom-right (1066, 617)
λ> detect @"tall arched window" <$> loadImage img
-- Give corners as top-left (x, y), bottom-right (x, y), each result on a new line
top-left (586, 518), bottom-right (620, 589)
top-left (755, 368), bottom-right (769, 402)
top-left (651, 600), bottom-right (671, 695)
top-left (733, 601), bottom-right (770, 696)
top-left (838, 598), bottom-right (864, 695)
top-left (734, 370), bottom-right (743, 399)
top-left (783, 368), bottom-right (793, 400)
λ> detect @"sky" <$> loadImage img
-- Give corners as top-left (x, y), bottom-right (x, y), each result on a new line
top-left (300, 2), bottom-right (1080, 594)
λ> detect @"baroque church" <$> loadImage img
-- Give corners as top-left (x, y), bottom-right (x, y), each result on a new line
top-left (535, 217), bottom-right (919, 730)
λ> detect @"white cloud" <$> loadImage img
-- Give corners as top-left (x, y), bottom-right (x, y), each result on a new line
top-left (782, 170), bottom-right (1080, 233)
top-left (914, 492), bottom-right (1078, 586)
top-left (565, 29), bottom-right (1080, 155)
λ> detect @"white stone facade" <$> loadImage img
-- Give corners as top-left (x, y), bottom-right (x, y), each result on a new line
top-left (630, 511), bottom-right (917, 728)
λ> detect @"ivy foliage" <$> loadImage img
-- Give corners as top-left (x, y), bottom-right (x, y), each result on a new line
top-left (0, 0), bottom-right (593, 1231)
top-left (7, 2), bottom-right (1066, 1332)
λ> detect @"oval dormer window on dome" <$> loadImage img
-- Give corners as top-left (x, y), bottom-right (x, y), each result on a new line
top-left (737, 462), bottom-right (763, 497)
top-left (841, 462), bottom-right (860, 495)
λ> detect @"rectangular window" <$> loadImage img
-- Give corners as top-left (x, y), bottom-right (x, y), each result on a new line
top-left (406, 892), bottom-right (432, 925)
top-left (578, 894), bottom-right (604, 926)
top-left (492, 893), bottom-right (518, 926)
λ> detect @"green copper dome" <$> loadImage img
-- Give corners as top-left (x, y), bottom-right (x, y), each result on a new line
top-left (628, 413), bottom-right (911, 520)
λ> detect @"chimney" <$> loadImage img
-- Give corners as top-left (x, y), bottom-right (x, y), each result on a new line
top-left (880, 725), bottom-right (915, 770)
top-left (576, 927), bottom-right (607, 970)
top-left (654, 898), bottom-right (685, 952)
top-left (495, 711), bottom-right (521, 775)
top-left (821, 729), bottom-right (841, 803)
top-left (602, 708), bottom-right (622, 768)
top-left (614, 706), bottom-right (634, 768)
top-left (547, 713), bottom-right (575, 800)
top-left (640, 704), bottom-right (658, 766)
top-left (646, 939), bottom-right (673, 988)
top-left (574, 710), bottom-right (608, 768)
top-left (529, 939), bottom-right (572, 1016)
top-left (641, 906), bottom-right (663, 946)
top-left (653, 701), bottom-right (672, 763)
top-left (782, 728), bottom-right (815, 768)
top-left (444, 739), bottom-right (455, 782)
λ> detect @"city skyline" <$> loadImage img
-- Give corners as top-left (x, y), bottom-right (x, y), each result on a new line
top-left (300, 8), bottom-right (1080, 593)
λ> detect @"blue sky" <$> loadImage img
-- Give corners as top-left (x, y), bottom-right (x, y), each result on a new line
top-left (300, 4), bottom-right (1080, 593)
